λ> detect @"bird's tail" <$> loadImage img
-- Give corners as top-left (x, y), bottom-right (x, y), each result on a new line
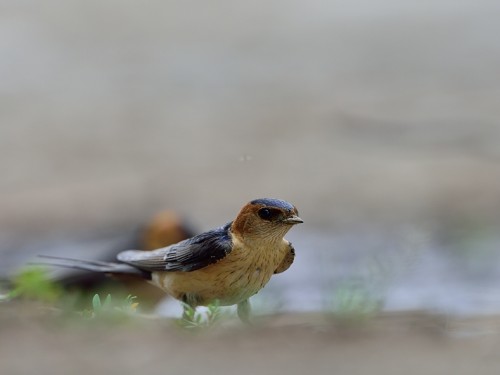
top-left (36, 255), bottom-right (152, 280)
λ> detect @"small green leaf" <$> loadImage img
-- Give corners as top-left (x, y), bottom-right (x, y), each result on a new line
top-left (92, 294), bottom-right (101, 311)
top-left (176, 300), bottom-right (223, 330)
top-left (103, 294), bottom-right (112, 308)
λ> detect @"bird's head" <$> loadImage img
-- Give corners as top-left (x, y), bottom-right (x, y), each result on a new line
top-left (231, 198), bottom-right (303, 241)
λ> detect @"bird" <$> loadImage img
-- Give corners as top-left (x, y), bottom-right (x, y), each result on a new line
top-left (39, 198), bottom-right (303, 322)
top-left (48, 209), bottom-right (196, 309)
top-left (141, 210), bottom-right (195, 251)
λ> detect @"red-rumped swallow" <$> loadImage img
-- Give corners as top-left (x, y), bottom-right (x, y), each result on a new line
top-left (51, 210), bottom-right (195, 308)
top-left (40, 198), bottom-right (303, 322)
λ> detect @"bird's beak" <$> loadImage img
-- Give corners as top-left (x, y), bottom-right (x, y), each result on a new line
top-left (282, 215), bottom-right (304, 225)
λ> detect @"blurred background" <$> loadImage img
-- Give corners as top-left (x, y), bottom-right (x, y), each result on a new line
top-left (1, 0), bottom-right (500, 315)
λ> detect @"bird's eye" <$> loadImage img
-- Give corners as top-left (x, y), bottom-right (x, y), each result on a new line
top-left (258, 208), bottom-right (280, 221)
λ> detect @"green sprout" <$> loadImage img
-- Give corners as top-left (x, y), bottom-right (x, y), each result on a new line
top-left (85, 294), bottom-right (139, 318)
top-left (329, 279), bottom-right (383, 326)
top-left (177, 300), bottom-right (222, 330)
top-left (8, 267), bottom-right (62, 303)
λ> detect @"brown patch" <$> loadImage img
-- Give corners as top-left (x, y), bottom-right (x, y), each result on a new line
top-left (141, 210), bottom-right (193, 250)
top-left (231, 203), bottom-right (258, 236)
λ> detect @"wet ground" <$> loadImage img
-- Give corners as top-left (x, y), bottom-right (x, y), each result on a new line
top-left (5, 225), bottom-right (500, 317)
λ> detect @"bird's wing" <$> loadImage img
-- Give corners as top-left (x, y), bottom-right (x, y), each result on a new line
top-left (117, 222), bottom-right (233, 272)
top-left (274, 242), bottom-right (295, 274)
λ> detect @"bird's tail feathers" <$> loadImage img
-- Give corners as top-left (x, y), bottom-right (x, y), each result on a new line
top-left (36, 255), bottom-right (152, 280)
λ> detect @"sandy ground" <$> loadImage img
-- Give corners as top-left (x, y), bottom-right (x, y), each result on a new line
top-left (2, 304), bottom-right (500, 375)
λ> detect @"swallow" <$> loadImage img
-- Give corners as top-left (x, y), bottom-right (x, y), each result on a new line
top-left (40, 198), bottom-right (303, 322)
top-left (50, 210), bottom-right (195, 308)
top-left (141, 210), bottom-right (195, 251)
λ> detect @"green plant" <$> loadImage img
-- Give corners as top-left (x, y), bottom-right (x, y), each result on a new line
top-left (329, 279), bottom-right (383, 325)
top-left (177, 300), bottom-right (222, 330)
top-left (84, 294), bottom-right (139, 318)
top-left (8, 267), bottom-right (62, 302)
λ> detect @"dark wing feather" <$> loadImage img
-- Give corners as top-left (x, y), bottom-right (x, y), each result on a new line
top-left (117, 222), bottom-right (233, 272)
